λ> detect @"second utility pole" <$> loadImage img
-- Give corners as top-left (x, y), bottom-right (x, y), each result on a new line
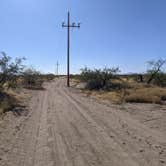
top-left (62, 12), bottom-right (80, 87)
top-left (56, 61), bottom-right (59, 77)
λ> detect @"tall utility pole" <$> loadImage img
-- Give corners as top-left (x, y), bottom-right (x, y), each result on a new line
top-left (62, 12), bottom-right (80, 87)
top-left (56, 61), bottom-right (60, 76)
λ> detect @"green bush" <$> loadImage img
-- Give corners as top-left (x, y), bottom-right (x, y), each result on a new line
top-left (22, 68), bottom-right (43, 90)
top-left (0, 52), bottom-right (25, 89)
top-left (80, 67), bottom-right (120, 90)
top-left (86, 79), bottom-right (103, 90)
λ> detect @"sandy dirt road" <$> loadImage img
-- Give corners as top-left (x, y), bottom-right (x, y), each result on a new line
top-left (1, 78), bottom-right (166, 166)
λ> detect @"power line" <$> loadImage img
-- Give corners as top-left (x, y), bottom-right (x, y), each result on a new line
top-left (62, 12), bottom-right (81, 87)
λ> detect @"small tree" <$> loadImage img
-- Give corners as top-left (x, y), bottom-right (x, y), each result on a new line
top-left (0, 52), bottom-right (25, 89)
top-left (146, 58), bottom-right (166, 85)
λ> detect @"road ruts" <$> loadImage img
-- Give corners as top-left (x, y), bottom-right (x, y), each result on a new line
top-left (4, 78), bottom-right (166, 166)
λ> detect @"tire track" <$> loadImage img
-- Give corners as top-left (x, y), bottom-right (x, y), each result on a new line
top-left (57, 79), bottom-right (165, 166)
top-left (54, 82), bottom-right (139, 166)
top-left (5, 78), bottom-right (166, 166)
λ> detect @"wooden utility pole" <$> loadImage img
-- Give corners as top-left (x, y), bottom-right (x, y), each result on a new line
top-left (56, 61), bottom-right (59, 76)
top-left (62, 12), bottom-right (80, 87)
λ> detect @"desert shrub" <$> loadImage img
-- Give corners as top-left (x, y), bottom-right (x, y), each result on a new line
top-left (0, 52), bottom-right (25, 89)
top-left (41, 74), bottom-right (55, 82)
top-left (146, 58), bottom-right (166, 86)
top-left (86, 79), bottom-right (103, 90)
top-left (22, 68), bottom-right (43, 90)
top-left (0, 91), bottom-right (18, 114)
top-left (70, 74), bottom-right (81, 80)
top-left (80, 67), bottom-right (120, 90)
top-left (0, 52), bottom-right (26, 114)
top-left (44, 74), bottom-right (55, 81)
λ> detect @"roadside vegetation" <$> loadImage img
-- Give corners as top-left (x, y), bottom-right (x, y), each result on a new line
top-left (73, 58), bottom-right (166, 104)
top-left (0, 52), bottom-right (55, 114)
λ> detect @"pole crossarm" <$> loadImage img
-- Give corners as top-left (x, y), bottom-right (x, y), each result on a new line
top-left (62, 23), bottom-right (81, 28)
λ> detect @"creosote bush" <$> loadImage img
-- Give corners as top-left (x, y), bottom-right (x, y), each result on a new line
top-left (22, 68), bottom-right (43, 90)
top-left (0, 52), bottom-right (25, 89)
top-left (22, 68), bottom-right (56, 90)
top-left (80, 67), bottom-right (120, 90)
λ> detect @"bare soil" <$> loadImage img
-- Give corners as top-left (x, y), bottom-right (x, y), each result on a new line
top-left (0, 78), bottom-right (166, 166)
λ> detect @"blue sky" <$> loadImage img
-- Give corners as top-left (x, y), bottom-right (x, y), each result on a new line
top-left (0, 0), bottom-right (166, 74)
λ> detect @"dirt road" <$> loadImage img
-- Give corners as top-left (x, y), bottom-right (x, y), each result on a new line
top-left (1, 78), bottom-right (166, 166)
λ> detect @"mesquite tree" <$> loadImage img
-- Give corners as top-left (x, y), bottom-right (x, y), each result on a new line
top-left (147, 58), bottom-right (166, 85)
top-left (80, 67), bottom-right (120, 90)
top-left (0, 52), bottom-right (25, 89)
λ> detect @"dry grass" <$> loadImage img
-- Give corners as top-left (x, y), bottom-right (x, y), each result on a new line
top-left (80, 90), bottom-right (124, 104)
top-left (125, 87), bottom-right (166, 104)
top-left (78, 78), bottom-right (166, 104)
top-left (95, 91), bottom-right (123, 104)
top-left (71, 78), bottom-right (81, 87)
top-left (0, 92), bottom-right (17, 114)
top-left (0, 89), bottom-right (29, 115)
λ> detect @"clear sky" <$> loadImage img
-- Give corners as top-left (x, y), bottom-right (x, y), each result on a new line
top-left (0, 0), bottom-right (166, 74)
